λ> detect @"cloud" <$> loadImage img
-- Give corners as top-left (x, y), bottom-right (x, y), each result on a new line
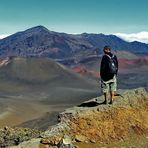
top-left (114, 32), bottom-right (148, 44)
top-left (0, 34), bottom-right (10, 39)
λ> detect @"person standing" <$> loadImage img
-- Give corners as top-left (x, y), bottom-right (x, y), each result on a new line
top-left (100, 46), bottom-right (118, 104)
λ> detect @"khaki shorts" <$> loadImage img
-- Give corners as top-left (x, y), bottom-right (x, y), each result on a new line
top-left (101, 78), bottom-right (117, 93)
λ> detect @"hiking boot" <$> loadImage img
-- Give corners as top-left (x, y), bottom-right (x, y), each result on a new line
top-left (108, 99), bottom-right (113, 104)
top-left (102, 100), bottom-right (107, 104)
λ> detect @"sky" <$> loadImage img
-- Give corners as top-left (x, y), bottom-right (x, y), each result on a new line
top-left (0, 0), bottom-right (148, 43)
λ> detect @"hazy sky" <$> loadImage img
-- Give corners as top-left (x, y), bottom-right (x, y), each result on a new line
top-left (0, 0), bottom-right (148, 35)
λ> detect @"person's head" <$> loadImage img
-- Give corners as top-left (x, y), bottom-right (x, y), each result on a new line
top-left (103, 46), bottom-right (111, 54)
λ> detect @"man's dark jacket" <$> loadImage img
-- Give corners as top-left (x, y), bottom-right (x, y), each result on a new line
top-left (100, 52), bottom-right (118, 82)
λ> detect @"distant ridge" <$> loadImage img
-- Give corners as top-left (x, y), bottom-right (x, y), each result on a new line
top-left (0, 57), bottom-right (98, 103)
top-left (0, 25), bottom-right (148, 58)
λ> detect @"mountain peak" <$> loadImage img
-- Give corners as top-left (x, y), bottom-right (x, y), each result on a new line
top-left (0, 25), bottom-right (148, 58)
top-left (24, 25), bottom-right (49, 34)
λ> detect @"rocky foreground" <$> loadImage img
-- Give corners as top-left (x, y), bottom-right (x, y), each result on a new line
top-left (1, 87), bottom-right (148, 148)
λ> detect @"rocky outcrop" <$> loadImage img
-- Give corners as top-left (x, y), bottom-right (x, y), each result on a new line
top-left (39, 88), bottom-right (148, 147)
top-left (10, 88), bottom-right (148, 147)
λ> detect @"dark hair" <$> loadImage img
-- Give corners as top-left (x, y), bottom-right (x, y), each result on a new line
top-left (103, 46), bottom-right (111, 51)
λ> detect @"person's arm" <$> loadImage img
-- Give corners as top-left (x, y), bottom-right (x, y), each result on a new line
top-left (114, 55), bottom-right (118, 74)
top-left (100, 56), bottom-right (106, 77)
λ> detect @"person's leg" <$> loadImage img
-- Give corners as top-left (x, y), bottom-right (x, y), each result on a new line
top-left (103, 92), bottom-right (107, 104)
top-left (109, 90), bottom-right (115, 104)
top-left (109, 81), bottom-right (117, 104)
top-left (101, 80), bottom-right (109, 104)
